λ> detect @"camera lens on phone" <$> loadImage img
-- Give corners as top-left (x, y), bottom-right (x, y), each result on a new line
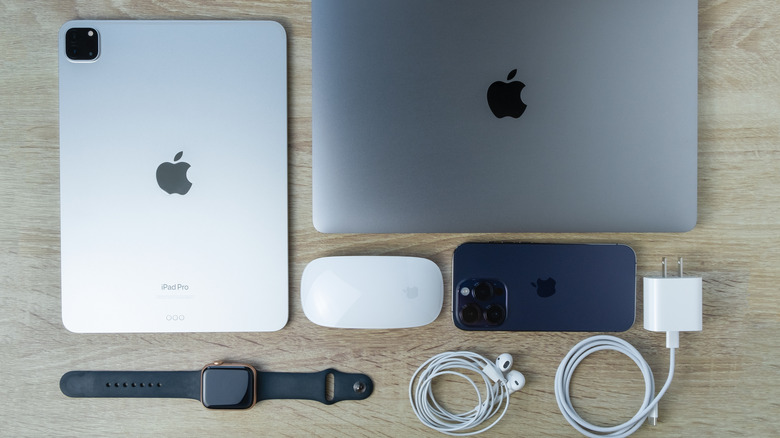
top-left (459, 303), bottom-right (481, 325)
top-left (473, 282), bottom-right (493, 301)
top-left (484, 305), bottom-right (505, 325)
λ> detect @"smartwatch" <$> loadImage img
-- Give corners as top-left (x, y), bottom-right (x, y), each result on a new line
top-left (60, 361), bottom-right (373, 409)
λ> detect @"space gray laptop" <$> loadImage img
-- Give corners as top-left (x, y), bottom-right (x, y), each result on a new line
top-left (59, 21), bottom-right (288, 332)
top-left (312, 0), bottom-right (698, 233)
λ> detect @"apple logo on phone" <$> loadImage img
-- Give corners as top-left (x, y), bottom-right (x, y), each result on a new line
top-left (487, 69), bottom-right (527, 119)
top-left (403, 286), bottom-right (419, 299)
top-left (156, 151), bottom-right (192, 195)
top-left (532, 277), bottom-right (556, 298)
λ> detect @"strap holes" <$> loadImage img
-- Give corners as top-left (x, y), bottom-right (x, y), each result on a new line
top-left (140, 383), bottom-right (145, 387)
top-left (122, 383), bottom-right (128, 387)
top-left (157, 383), bottom-right (162, 387)
top-left (131, 383), bottom-right (137, 387)
top-left (114, 383), bottom-right (119, 387)
top-left (325, 372), bottom-right (335, 402)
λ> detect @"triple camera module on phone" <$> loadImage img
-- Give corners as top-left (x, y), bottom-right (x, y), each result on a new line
top-left (457, 279), bottom-right (507, 327)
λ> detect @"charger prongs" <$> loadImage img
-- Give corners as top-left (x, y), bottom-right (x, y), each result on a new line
top-left (662, 257), bottom-right (667, 278)
top-left (678, 257), bottom-right (684, 277)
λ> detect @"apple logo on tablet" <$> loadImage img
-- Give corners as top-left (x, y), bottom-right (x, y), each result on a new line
top-left (156, 151), bottom-right (192, 195)
top-left (487, 69), bottom-right (527, 118)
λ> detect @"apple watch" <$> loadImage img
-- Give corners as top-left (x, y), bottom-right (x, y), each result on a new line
top-left (60, 361), bottom-right (373, 409)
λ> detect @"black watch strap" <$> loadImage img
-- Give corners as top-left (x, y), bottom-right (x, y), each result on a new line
top-left (60, 371), bottom-right (201, 400)
top-left (257, 368), bottom-right (373, 404)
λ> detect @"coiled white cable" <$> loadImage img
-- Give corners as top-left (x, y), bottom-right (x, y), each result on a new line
top-left (554, 335), bottom-right (676, 438)
top-left (409, 351), bottom-right (511, 436)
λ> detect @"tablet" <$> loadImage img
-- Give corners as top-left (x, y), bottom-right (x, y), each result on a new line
top-left (59, 20), bottom-right (288, 332)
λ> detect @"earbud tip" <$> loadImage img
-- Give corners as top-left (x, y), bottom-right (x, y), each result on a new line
top-left (496, 353), bottom-right (514, 372)
top-left (506, 370), bottom-right (525, 393)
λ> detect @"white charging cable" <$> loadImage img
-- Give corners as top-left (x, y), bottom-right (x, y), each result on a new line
top-left (554, 335), bottom-right (676, 438)
top-left (409, 351), bottom-right (523, 436)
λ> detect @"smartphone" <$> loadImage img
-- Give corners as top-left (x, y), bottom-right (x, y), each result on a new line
top-left (452, 243), bottom-right (636, 331)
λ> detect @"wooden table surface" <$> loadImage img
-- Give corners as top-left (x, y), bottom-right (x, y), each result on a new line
top-left (1, 1), bottom-right (778, 436)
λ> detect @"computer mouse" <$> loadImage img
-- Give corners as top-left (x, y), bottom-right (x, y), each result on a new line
top-left (301, 256), bottom-right (443, 329)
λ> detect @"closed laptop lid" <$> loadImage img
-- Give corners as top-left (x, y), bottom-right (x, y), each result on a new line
top-left (60, 20), bottom-right (288, 332)
top-left (312, 0), bottom-right (698, 233)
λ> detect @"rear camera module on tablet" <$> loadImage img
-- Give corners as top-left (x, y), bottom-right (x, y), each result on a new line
top-left (65, 28), bottom-right (99, 61)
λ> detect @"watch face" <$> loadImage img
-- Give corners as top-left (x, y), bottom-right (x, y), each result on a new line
top-left (201, 366), bottom-right (255, 409)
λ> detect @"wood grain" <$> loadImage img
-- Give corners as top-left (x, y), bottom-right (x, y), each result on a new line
top-left (1, 0), bottom-right (778, 436)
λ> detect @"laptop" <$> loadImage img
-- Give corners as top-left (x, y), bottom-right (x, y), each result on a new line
top-left (59, 21), bottom-right (288, 332)
top-left (312, 0), bottom-right (698, 233)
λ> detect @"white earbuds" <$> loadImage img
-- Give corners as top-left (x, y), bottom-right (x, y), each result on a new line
top-left (505, 370), bottom-right (526, 394)
top-left (410, 351), bottom-right (525, 435)
top-left (496, 353), bottom-right (513, 373)
top-left (482, 353), bottom-right (525, 395)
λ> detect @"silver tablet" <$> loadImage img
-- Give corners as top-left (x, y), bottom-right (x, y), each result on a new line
top-left (60, 20), bottom-right (288, 332)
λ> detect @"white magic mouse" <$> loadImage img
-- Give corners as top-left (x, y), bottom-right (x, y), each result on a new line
top-left (301, 256), bottom-right (443, 329)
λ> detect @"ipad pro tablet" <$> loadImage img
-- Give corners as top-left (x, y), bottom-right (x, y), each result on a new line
top-left (60, 20), bottom-right (288, 332)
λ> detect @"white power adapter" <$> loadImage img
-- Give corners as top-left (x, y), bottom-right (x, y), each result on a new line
top-left (643, 257), bottom-right (702, 348)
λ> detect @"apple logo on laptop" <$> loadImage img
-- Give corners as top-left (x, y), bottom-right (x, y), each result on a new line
top-left (156, 151), bottom-right (192, 195)
top-left (487, 69), bottom-right (527, 118)
top-left (532, 277), bottom-right (556, 298)
top-left (403, 286), bottom-right (419, 299)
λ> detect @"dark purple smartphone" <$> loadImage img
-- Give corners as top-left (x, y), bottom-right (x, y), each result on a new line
top-left (453, 243), bottom-right (636, 331)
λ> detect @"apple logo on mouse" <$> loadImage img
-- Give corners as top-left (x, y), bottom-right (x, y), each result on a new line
top-left (532, 277), bottom-right (556, 298)
top-left (487, 69), bottom-right (527, 118)
top-left (403, 286), bottom-right (419, 299)
top-left (156, 151), bottom-right (192, 195)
